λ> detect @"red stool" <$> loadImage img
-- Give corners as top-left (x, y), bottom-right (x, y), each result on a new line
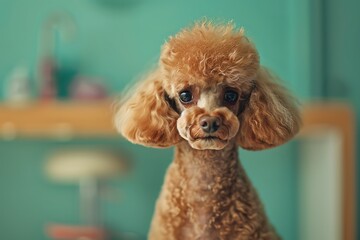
top-left (47, 224), bottom-right (107, 240)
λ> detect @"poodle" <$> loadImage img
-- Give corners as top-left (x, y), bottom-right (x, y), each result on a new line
top-left (115, 21), bottom-right (301, 240)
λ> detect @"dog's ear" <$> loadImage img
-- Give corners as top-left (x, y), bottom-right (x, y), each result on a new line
top-left (115, 71), bottom-right (181, 148)
top-left (237, 67), bottom-right (301, 150)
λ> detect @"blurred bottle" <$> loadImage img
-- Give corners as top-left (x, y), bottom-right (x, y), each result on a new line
top-left (37, 11), bottom-right (77, 101)
top-left (39, 57), bottom-right (57, 100)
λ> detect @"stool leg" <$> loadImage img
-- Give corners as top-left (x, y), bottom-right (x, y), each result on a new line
top-left (79, 178), bottom-right (100, 226)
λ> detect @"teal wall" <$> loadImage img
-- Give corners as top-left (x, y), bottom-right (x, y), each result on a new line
top-left (0, 0), bottom-right (302, 95)
top-left (324, 0), bottom-right (360, 237)
top-left (0, 0), bottom-right (313, 239)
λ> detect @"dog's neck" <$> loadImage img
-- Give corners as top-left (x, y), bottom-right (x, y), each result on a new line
top-left (173, 140), bottom-right (247, 199)
top-left (172, 140), bottom-right (253, 238)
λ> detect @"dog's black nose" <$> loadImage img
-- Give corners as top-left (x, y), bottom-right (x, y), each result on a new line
top-left (199, 116), bottom-right (221, 133)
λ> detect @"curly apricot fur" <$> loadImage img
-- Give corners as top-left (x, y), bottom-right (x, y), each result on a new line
top-left (115, 21), bottom-right (300, 240)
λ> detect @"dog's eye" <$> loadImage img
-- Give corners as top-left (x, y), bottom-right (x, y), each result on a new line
top-left (179, 90), bottom-right (193, 103)
top-left (224, 90), bottom-right (238, 104)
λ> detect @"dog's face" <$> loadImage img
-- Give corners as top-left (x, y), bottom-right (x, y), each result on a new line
top-left (116, 22), bottom-right (301, 151)
top-left (174, 84), bottom-right (250, 150)
top-left (160, 23), bottom-right (259, 150)
top-left (164, 65), bottom-right (259, 150)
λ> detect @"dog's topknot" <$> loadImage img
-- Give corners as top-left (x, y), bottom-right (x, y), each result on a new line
top-left (160, 21), bottom-right (260, 90)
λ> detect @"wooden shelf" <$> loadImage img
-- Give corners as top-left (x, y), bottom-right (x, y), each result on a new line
top-left (0, 100), bottom-right (117, 139)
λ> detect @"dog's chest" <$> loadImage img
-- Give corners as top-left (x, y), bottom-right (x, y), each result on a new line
top-left (180, 167), bottom-right (221, 239)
